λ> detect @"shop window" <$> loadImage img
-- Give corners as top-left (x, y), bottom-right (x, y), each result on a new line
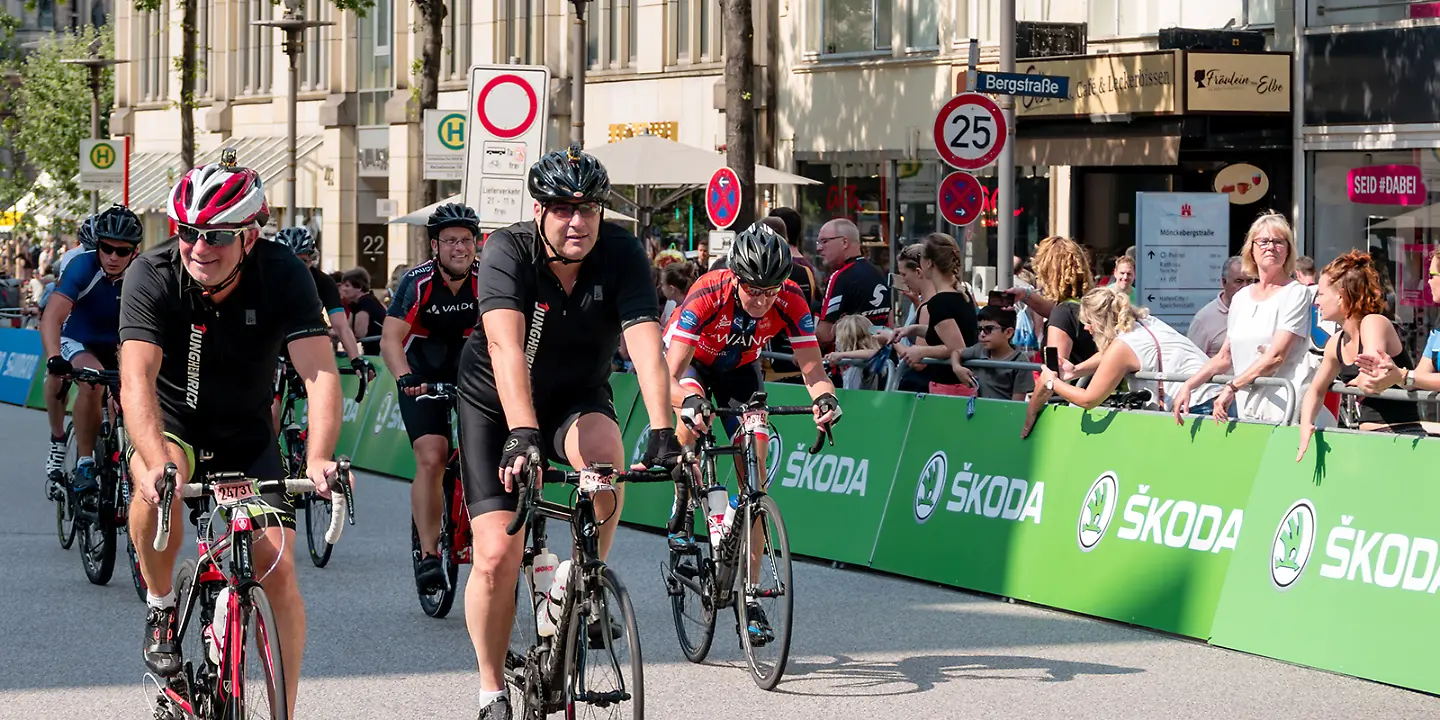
top-left (1309, 149), bottom-right (1440, 353)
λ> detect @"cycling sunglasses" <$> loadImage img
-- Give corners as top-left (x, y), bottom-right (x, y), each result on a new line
top-left (740, 284), bottom-right (782, 298)
top-left (177, 223), bottom-right (248, 247)
top-left (96, 241), bottom-right (136, 257)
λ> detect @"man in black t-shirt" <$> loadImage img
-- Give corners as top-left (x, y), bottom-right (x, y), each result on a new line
top-left (121, 161), bottom-right (345, 716)
top-left (339, 267), bottom-right (385, 355)
top-left (815, 217), bottom-right (891, 348)
top-left (379, 202), bottom-right (481, 593)
top-left (455, 146), bottom-right (680, 720)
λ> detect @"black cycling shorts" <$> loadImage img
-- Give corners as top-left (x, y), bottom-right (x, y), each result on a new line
top-left (457, 385), bottom-right (617, 517)
top-left (680, 361), bottom-right (763, 438)
top-left (397, 387), bottom-right (453, 445)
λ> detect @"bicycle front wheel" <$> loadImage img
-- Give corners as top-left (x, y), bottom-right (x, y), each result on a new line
top-left (304, 495), bottom-right (334, 568)
top-left (563, 568), bottom-right (642, 720)
top-left (55, 423), bottom-right (78, 550)
top-left (79, 503), bottom-right (117, 585)
top-left (738, 494), bottom-right (794, 691)
top-left (667, 521), bottom-right (716, 663)
top-left (229, 586), bottom-right (288, 720)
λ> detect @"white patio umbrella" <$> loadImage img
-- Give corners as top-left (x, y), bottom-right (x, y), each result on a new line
top-left (389, 194), bottom-right (637, 226)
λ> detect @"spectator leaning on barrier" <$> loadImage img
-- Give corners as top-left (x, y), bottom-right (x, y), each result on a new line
top-left (1354, 255), bottom-right (1440, 404)
top-left (1174, 211), bottom-right (1319, 425)
top-left (826, 314), bottom-right (884, 390)
top-left (887, 233), bottom-right (977, 394)
top-left (1296, 253), bottom-right (1423, 459)
top-left (1037, 286), bottom-right (1219, 413)
top-left (1188, 256), bottom-right (1253, 359)
top-left (339, 268), bottom-right (385, 356)
top-left (952, 305), bottom-right (1034, 401)
top-left (880, 243), bottom-right (934, 393)
top-left (1008, 235), bottom-right (1097, 374)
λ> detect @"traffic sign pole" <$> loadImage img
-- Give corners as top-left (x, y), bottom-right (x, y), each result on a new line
top-left (996, 0), bottom-right (1016, 291)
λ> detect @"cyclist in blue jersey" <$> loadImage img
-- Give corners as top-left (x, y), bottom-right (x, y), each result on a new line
top-left (42, 217), bottom-right (98, 485)
top-left (40, 205), bottom-right (143, 501)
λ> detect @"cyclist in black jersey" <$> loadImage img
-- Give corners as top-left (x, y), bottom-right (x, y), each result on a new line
top-left (121, 157), bottom-right (346, 718)
top-left (455, 146), bottom-right (681, 720)
top-left (380, 202), bottom-right (480, 593)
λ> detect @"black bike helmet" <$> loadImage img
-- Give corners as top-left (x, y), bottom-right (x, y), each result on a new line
top-left (729, 221), bottom-right (792, 289)
top-left (426, 203), bottom-right (480, 240)
top-left (275, 226), bottom-right (316, 256)
top-left (92, 205), bottom-right (144, 244)
top-left (76, 216), bottom-right (97, 251)
top-left (528, 144), bottom-right (610, 204)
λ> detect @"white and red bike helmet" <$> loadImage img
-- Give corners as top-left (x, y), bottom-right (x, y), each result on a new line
top-left (168, 157), bottom-right (270, 228)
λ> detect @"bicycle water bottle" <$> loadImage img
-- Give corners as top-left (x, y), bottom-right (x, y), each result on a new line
top-left (208, 587), bottom-right (231, 664)
top-left (532, 549), bottom-right (559, 638)
top-left (542, 560), bottom-right (573, 635)
top-left (721, 496), bottom-right (738, 539)
top-left (706, 486), bottom-right (729, 548)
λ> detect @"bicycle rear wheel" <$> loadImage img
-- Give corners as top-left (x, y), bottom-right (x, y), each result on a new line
top-left (55, 423), bottom-right (77, 550)
top-left (563, 568), bottom-right (642, 720)
top-left (666, 512), bottom-right (716, 664)
top-left (229, 586), bottom-right (288, 720)
top-left (507, 565), bottom-right (544, 720)
top-left (79, 499), bottom-right (117, 584)
top-left (304, 495), bottom-right (334, 568)
top-left (737, 494), bottom-right (793, 691)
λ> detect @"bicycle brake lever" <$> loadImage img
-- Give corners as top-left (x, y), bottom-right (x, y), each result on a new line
top-left (807, 426), bottom-right (834, 455)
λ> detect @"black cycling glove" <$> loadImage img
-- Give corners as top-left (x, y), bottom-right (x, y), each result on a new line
top-left (679, 395), bottom-right (713, 431)
top-left (641, 427), bottom-right (683, 470)
top-left (396, 373), bottom-right (425, 389)
top-left (500, 427), bottom-right (545, 486)
top-left (46, 355), bottom-right (72, 377)
top-left (350, 357), bottom-right (374, 376)
top-left (813, 392), bottom-right (842, 427)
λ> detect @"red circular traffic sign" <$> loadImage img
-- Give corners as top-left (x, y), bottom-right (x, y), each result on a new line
top-left (933, 92), bottom-right (1007, 171)
top-left (476, 74), bottom-right (539, 140)
top-left (706, 167), bottom-right (742, 230)
top-left (938, 171), bottom-right (984, 227)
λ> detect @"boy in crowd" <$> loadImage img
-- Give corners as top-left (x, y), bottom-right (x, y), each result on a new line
top-left (950, 305), bottom-right (1034, 401)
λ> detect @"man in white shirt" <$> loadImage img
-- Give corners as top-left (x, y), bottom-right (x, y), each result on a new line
top-left (1188, 256), bottom-right (1251, 358)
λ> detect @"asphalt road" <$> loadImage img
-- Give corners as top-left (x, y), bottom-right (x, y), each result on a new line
top-left (0, 401), bottom-right (1433, 719)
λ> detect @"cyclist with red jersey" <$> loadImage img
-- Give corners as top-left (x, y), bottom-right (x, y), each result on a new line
top-left (663, 223), bottom-right (841, 587)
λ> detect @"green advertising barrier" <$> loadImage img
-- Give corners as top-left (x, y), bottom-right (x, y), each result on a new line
top-left (294, 369), bottom-right (370, 462)
top-left (1211, 427), bottom-right (1440, 695)
top-left (869, 399), bottom-right (1271, 639)
top-left (349, 363), bottom-right (419, 480)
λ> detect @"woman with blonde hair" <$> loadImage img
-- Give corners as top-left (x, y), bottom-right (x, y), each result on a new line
top-left (883, 233), bottom-right (978, 393)
top-left (1008, 235), bottom-right (1098, 371)
top-left (1297, 252), bottom-right (1423, 460)
top-left (1175, 211), bottom-right (1319, 425)
top-left (1036, 286), bottom-right (1219, 412)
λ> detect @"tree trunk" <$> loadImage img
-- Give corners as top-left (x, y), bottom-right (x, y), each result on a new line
top-left (723, 0), bottom-right (756, 231)
top-left (179, 0), bottom-right (196, 171)
top-left (415, 0), bottom-right (445, 208)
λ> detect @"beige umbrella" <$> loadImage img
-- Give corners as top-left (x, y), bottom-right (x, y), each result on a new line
top-left (389, 195), bottom-right (637, 225)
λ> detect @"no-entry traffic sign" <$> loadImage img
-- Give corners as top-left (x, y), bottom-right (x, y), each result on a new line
top-left (933, 92), bottom-right (1007, 171)
top-left (463, 64), bottom-right (551, 230)
top-left (706, 167), bottom-right (741, 230)
top-left (938, 171), bottom-right (984, 227)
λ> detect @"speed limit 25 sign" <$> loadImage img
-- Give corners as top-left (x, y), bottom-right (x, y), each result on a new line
top-left (933, 92), bottom-right (1007, 171)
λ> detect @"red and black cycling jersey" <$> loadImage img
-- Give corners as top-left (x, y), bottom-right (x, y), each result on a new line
top-left (664, 269), bottom-right (818, 373)
top-left (820, 255), bottom-right (891, 328)
top-left (386, 259), bottom-right (480, 381)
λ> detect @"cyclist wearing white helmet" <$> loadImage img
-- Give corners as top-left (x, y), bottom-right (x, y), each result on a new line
top-left (120, 154), bottom-right (345, 718)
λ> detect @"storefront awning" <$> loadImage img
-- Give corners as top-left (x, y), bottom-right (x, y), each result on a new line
top-left (1014, 135), bottom-right (1180, 167)
top-left (35, 135), bottom-right (323, 219)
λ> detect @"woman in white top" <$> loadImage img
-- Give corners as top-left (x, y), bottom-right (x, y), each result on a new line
top-left (1036, 286), bottom-right (1220, 413)
top-left (1173, 212), bottom-right (1318, 425)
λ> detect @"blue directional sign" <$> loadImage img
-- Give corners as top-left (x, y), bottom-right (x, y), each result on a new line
top-left (975, 71), bottom-right (1070, 100)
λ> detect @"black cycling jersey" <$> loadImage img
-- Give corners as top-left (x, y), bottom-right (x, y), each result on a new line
top-left (351, 292), bottom-right (386, 355)
top-left (386, 259), bottom-right (479, 381)
top-left (119, 241), bottom-right (329, 451)
top-left (457, 220), bottom-right (657, 414)
top-left (309, 265), bottom-right (345, 316)
top-left (820, 256), bottom-right (891, 328)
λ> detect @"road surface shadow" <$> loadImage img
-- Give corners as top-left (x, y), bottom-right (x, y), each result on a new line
top-left (775, 652), bottom-right (1144, 697)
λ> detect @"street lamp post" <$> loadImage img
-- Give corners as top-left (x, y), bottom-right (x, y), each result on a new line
top-left (60, 53), bottom-right (127, 215)
top-left (254, 2), bottom-right (333, 228)
top-left (570, 0), bottom-right (593, 146)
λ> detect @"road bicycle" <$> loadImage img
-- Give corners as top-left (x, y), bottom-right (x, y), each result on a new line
top-left (663, 391), bottom-right (830, 690)
top-left (48, 420), bottom-right (79, 550)
top-left (65, 367), bottom-right (145, 592)
top-left (275, 358), bottom-right (368, 568)
top-left (409, 382), bottom-right (471, 619)
top-left (506, 462), bottom-right (672, 719)
top-left (148, 458), bottom-right (354, 720)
